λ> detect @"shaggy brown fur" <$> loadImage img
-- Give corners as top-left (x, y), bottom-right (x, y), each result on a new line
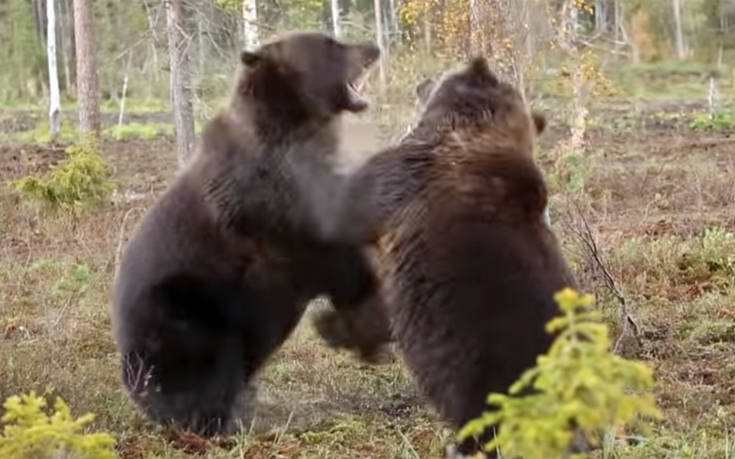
top-left (112, 32), bottom-right (382, 436)
top-left (298, 57), bottom-right (576, 456)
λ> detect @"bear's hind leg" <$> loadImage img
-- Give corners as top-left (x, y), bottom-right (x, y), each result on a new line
top-left (122, 278), bottom-right (259, 436)
top-left (122, 329), bottom-right (250, 436)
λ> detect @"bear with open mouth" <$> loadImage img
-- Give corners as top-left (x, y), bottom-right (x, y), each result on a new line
top-left (111, 31), bottom-right (383, 436)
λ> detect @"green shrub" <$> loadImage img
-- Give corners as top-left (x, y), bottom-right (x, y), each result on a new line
top-left (678, 226), bottom-right (735, 289)
top-left (695, 226), bottom-right (735, 274)
top-left (546, 151), bottom-right (587, 195)
top-left (459, 288), bottom-right (662, 459)
top-left (689, 112), bottom-right (735, 131)
top-left (11, 137), bottom-right (115, 213)
top-left (51, 263), bottom-right (92, 298)
top-left (0, 391), bottom-right (116, 459)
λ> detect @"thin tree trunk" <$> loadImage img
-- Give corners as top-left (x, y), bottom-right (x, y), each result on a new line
top-left (672, 0), bottom-right (686, 59)
top-left (197, 16), bottom-right (205, 76)
top-left (595, 0), bottom-right (604, 32)
top-left (330, 0), bottom-right (341, 38)
top-left (141, 0), bottom-right (161, 87)
top-left (63, 0), bottom-right (75, 93)
top-left (373, 0), bottom-right (386, 94)
top-left (57, 0), bottom-right (72, 93)
top-left (165, 0), bottom-right (196, 167)
top-left (242, 0), bottom-right (258, 49)
top-left (614, 0), bottom-right (621, 42)
top-left (423, 14), bottom-right (432, 54)
top-left (47, 0), bottom-right (61, 140)
top-left (388, 0), bottom-right (399, 44)
top-left (73, 0), bottom-right (101, 137)
top-left (33, 0), bottom-right (45, 44)
top-left (382, 6), bottom-right (391, 59)
top-left (469, 0), bottom-right (480, 56)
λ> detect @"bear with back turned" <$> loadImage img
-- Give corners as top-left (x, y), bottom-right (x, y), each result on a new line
top-left (296, 57), bottom-right (577, 456)
top-left (111, 32), bottom-right (383, 436)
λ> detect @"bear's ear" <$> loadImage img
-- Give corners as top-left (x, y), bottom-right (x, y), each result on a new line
top-left (468, 57), bottom-right (498, 85)
top-left (531, 111), bottom-right (546, 135)
top-left (240, 50), bottom-right (262, 67)
top-left (416, 78), bottom-right (435, 104)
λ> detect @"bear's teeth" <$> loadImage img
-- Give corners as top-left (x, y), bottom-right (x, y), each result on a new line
top-left (347, 82), bottom-right (362, 99)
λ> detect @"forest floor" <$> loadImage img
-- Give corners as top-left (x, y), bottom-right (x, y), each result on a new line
top-left (1, 70), bottom-right (734, 458)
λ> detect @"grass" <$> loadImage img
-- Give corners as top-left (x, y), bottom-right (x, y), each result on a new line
top-left (104, 123), bottom-right (175, 141)
top-left (2, 118), bottom-right (206, 145)
top-left (605, 59), bottom-right (734, 102)
top-left (2, 64), bottom-right (735, 457)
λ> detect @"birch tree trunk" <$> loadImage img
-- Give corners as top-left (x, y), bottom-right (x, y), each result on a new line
top-left (47, 0), bottom-right (61, 140)
top-left (374, 0), bottom-right (386, 94)
top-left (73, 0), bottom-right (101, 137)
top-left (673, 0), bottom-right (686, 59)
top-left (330, 0), bottom-right (342, 38)
top-left (165, 0), bottom-right (196, 168)
top-left (243, 0), bottom-right (258, 49)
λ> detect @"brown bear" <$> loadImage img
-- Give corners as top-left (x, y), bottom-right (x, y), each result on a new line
top-left (294, 57), bottom-right (577, 456)
top-left (111, 32), bottom-right (382, 436)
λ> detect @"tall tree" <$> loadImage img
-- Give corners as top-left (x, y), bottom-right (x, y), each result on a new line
top-left (73, 0), bottom-right (101, 137)
top-left (47, 0), bottom-right (61, 139)
top-left (672, 0), bottom-right (687, 59)
top-left (165, 0), bottom-right (195, 167)
top-left (374, 0), bottom-right (386, 94)
top-left (330, 0), bottom-right (342, 38)
top-left (243, 0), bottom-right (258, 49)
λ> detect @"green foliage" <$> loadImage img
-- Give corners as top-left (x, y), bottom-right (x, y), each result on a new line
top-left (100, 98), bottom-right (170, 113)
top-left (459, 288), bottom-right (662, 459)
top-left (11, 138), bottom-right (115, 213)
top-left (696, 226), bottom-right (735, 273)
top-left (104, 122), bottom-right (173, 141)
top-left (679, 226), bottom-right (735, 288)
top-left (14, 122), bottom-right (78, 144)
top-left (689, 112), bottom-right (735, 131)
top-left (547, 151), bottom-right (587, 195)
top-left (0, 391), bottom-right (116, 459)
top-left (215, 0), bottom-right (240, 9)
top-left (52, 263), bottom-right (92, 298)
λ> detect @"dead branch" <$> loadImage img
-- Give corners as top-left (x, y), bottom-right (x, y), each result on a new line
top-left (113, 207), bottom-right (144, 279)
top-left (561, 196), bottom-right (642, 353)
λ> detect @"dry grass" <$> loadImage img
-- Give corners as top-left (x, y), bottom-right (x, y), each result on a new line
top-left (1, 70), bottom-right (734, 458)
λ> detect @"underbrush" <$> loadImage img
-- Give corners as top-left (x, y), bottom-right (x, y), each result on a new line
top-left (461, 289), bottom-right (661, 458)
top-left (11, 138), bottom-right (115, 214)
top-left (0, 392), bottom-right (117, 459)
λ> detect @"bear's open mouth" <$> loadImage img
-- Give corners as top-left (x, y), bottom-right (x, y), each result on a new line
top-left (345, 66), bottom-right (374, 112)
